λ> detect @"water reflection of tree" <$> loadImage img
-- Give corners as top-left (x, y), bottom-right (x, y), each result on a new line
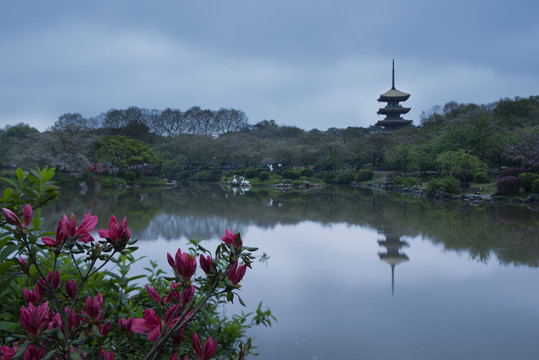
top-left (43, 185), bottom-right (539, 267)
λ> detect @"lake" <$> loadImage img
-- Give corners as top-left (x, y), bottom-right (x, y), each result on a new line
top-left (43, 184), bottom-right (539, 359)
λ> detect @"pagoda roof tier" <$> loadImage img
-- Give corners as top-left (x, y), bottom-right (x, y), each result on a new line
top-left (376, 119), bottom-right (413, 127)
top-left (377, 107), bottom-right (411, 115)
top-left (377, 88), bottom-right (410, 102)
top-left (378, 253), bottom-right (409, 266)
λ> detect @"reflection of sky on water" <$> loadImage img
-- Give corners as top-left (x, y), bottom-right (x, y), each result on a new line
top-left (127, 221), bottom-right (539, 359)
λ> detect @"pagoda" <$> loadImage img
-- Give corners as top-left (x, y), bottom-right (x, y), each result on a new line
top-left (376, 60), bottom-right (412, 131)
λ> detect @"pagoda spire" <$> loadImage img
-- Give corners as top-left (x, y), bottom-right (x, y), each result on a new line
top-left (391, 59), bottom-right (395, 90)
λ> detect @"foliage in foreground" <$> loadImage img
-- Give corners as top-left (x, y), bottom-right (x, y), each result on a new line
top-left (0, 167), bottom-right (274, 360)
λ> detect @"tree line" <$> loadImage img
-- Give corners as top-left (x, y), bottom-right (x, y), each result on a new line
top-left (0, 96), bottom-right (537, 180)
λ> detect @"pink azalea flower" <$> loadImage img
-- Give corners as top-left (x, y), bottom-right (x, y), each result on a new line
top-left (118, 317), bottom-right (134, 332)
top-left (1, 344), bottom-right (18, 359)
top-left (43, 212), bottom-right (98, 246)
top-left (132, 309), bottom-right (163, 342)
top-left (199, 254), bottom-right (215, 274)
top-left (192, 332), bottom-right (218, 360)
top-left (42, 219), bottom-right (68, 248)
top-left (163, 281), bottom-right (181, 304)
top-left (20, 302), bottom-right (49, 337)
top-left (181, 286), bottom-right (195, 307)
top-left (228, 260), bottom-right (247, 285)
top-left (98, 215), bottom-right (131, 243)
top-left (75, 212), bottom-right (99, 243)
top-left (221, 229), bottom-right (242, 248)
top-left (167, 249), bottom-right (197, 280)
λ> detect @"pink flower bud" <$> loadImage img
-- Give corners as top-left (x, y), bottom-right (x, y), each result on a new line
top-left (192, 332), bottom-right (218, 360)
top-left (38, 270), bottom-right (61, 292)
top-left (99, 320), bottom-right (111, 336)
top-left (84, 292), bottom-right (103, 321)
top-left (65, 279), bottom-right (78, 299)
top-left (98, 348), bottom-right (114, 360)
top-left (146, 285), bottom-right (162, 304)
top-left (181, 286), bottom-right (195, 307)
top-left (17, 256), bottom-right (27, 267)
top-left (20, 302), bottom-right (49, 336)
top-left (23, 204), bottom-right (32, 228)
top-left (2, 208), bottom-right (22, 228)
top-left (23, 284), bottom-right (42, 305)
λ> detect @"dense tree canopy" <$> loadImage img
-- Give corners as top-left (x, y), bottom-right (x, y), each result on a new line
top-left (1, 96), bottom-right (537, 178)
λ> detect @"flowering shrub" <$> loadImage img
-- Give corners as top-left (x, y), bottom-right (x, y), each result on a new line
top-left (496, 176), bottom-right (520, 195)
top-left (0, 168), bottom-right (274, 360)
top-left (503, 130), bottom-right (539, 172)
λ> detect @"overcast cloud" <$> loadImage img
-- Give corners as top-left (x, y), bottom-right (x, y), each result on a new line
top-left (1, 0), bottom-right (537, 131)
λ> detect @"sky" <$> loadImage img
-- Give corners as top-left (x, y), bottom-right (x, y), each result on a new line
top-left (1, 0), bottom-right (538, 132)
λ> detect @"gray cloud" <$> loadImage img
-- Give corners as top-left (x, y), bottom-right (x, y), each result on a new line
top-left (1, 0), bottom-right (537, 131)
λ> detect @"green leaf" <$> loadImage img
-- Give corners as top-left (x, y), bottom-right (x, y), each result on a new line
top-left (236, 293), bottom-right (246, 306)
top-left (127, 274), bottom-right (146, 282)
top-left (31, 208), bottom-right (41, 229)
top-left (92, 324), bottom-right (101, 337)
top-left (0, 176), bottom-right (17, 188)
top-left (0, 244), bottom-right (18, 262)
top-left (1, 187), bottom-right (14, 201)
top-left (14, 341), bottom-right (30, 358)
top-left (0, 321), bottom-right (17, 330)
top-left (16, 168), bottom-right (25, 184)
top-left (44, 349), bottom-right (57, 360)
top-left (70, 351), bottom-right (82, 360)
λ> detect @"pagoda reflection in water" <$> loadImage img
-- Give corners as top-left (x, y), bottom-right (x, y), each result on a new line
top-left (378, 230), bottom-right (409, 295)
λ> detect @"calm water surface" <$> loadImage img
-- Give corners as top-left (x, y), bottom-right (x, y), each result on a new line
top-left (45, 185), bottom-right (539, 359)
